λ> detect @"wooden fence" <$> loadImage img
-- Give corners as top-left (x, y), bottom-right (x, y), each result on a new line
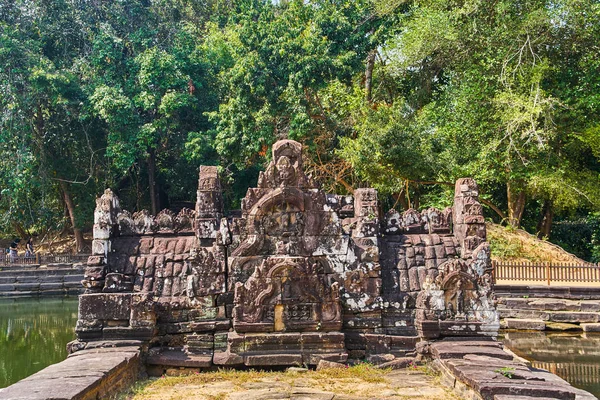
top-left (0, 250), bottom-right (90, 267)
top-left (493, 260), bottom-right (600, 285)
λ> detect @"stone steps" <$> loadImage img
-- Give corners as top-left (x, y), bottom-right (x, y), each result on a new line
top-left (0, 266), bottom-right (84, 297)
top-left (497, 296), bottom-right (600, 327)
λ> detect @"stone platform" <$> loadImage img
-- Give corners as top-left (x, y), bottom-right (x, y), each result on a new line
top-left (0, 345), bottom-right (140, 400)
top-left (430, 338), bottom-right (595, 400)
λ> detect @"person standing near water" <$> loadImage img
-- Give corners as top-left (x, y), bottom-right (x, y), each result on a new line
top-left (25, 238), bottom-right (34, 258)
top-left (9, 240), bottom-right (18, 263)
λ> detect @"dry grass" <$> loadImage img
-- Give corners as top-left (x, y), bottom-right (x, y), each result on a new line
top-left (487, 223), bottom-right (585, 263)
top-left (124, 364), bottom-right (454, 400)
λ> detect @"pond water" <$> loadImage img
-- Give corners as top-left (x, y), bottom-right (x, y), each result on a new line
top-left (503, 331), bottom-right (600, 398)
top-left (0, 297), bottom-right (78, 388)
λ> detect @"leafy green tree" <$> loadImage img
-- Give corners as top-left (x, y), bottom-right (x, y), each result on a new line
top-left (340, 0), bottom-right (600, 233)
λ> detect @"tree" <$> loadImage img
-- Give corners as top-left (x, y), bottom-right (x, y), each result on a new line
top-left (340, 0), bottom-right (600, 230)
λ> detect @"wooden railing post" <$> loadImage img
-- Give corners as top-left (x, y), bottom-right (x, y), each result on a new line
top-left (545, 262), bottom-right (551, 286)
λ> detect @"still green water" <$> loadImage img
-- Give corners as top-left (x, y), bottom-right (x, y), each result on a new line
top-left (503, 331), bottom-right (600, 398)
top-left (0, 297), bottom-right (78, 388)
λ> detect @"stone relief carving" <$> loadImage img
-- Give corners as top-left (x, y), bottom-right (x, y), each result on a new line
top-left (116, 208), bottom-right (197, 236)
top-left (233, 256), bottom-right (341, 332)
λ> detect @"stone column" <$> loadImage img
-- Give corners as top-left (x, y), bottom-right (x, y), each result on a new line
top-left (452, 178), bottom-right (486, 258)
top-left (195, 166), bottom-right (223, 240)
top-left (84, 189), bottom-right (121, 293)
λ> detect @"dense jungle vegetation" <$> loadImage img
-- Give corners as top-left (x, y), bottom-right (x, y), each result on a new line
top-left (1, 0), bottom-right (599, 260)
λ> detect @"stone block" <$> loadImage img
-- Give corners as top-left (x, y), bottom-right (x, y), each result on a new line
top-left (581, 323), bottom-right (600, 332)
top-left (147, 350), bottom-right (212, 367)
top-left (504, 319), bottom-right (545, 330)
top-left (547, 312), bottom-right (598, 323)
top-left (14, 282), bottom-right (40, 291)
top-left (0, 284), bottom-right (15, 291)
top-left (213, 351), bottom-right (244, 366)
top-left (84, 266), bottom-right (105, 281)
top-left (102, 326), bottom-right (154, 340)
top-left (307, 352), bottom-right (348, 365)
top-left (316, 360), bottom-right (346, 370)
top-left (580, 301), bottom-right (600, 312)
top-left (40, 282), bottom-right (64, 290)
top-left (16, 276), bottom-right (42, 283)
top-left (244, 354), bottom-right (303, 366)
top-left (79, 293), bottom-right (132, 320)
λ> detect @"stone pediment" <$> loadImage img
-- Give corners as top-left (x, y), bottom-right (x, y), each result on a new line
top-left (233, 256), bottom-right (341, 333)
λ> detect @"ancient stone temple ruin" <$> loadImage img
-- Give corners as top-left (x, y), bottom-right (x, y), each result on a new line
top-left (73, 139), bottom-right (498, 371)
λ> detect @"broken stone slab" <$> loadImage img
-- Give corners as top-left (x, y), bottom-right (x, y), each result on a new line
top-left (213, 351), bottom-right (244, 366)
top-left (315, 360), bottom-right (346, 371)
top-left (307, 352), bottom-right (348, 365)
top-left (366, 353), bottom-right (395, 364)
top-left (504, 318), bottom-right (546, 330)
top-left (376, 357), bottom-right (415, 370)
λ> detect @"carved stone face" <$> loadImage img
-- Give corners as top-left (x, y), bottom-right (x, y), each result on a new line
top-left (262, 202), bottom-right (304, 236)
top-left (275, 156), bottom-right (295, 186)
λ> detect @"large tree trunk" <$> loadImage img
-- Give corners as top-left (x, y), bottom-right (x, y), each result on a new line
top-left (365, 50), bottom-right (376, 103)
top-left (59, 180), bottom-right (84, 253)
top-left (147, 149), bottom-right (159, 216)
top-left (11, 222), bottom-right (28, 239)
top-left (536, 200), bottom-right (553, 239)
top-left (393, 190), bottom-right (409, 211)
top-left (507, 181), bottom-right (526, 228)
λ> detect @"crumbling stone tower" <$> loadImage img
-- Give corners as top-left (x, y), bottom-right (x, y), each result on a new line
top-left (74, 140), bottom-right (498, 371)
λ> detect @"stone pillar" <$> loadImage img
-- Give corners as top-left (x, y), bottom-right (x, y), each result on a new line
top-left (452, 178), bottom-right (486, 258)
top-left (195, 166), bottom-right (223, 239)
top-left (84, 189), bottom-right (121, 293)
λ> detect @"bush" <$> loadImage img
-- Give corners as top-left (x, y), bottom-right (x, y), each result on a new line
top-left (550, 213), bottom-right (600, 263)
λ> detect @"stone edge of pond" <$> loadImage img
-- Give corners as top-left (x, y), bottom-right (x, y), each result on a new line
top-left (427, 338), bottom-right (597, 400)
top-left (0, 345), bottom-right (140, 400)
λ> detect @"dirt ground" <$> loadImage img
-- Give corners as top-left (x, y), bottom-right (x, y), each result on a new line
top-left (123, 365), bottom-right (457, 400)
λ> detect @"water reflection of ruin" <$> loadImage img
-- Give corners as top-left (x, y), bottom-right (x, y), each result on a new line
top-left (503, 331), bottom-right (600, 396)
top-left (532, 362), bottom-right (600, 386)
